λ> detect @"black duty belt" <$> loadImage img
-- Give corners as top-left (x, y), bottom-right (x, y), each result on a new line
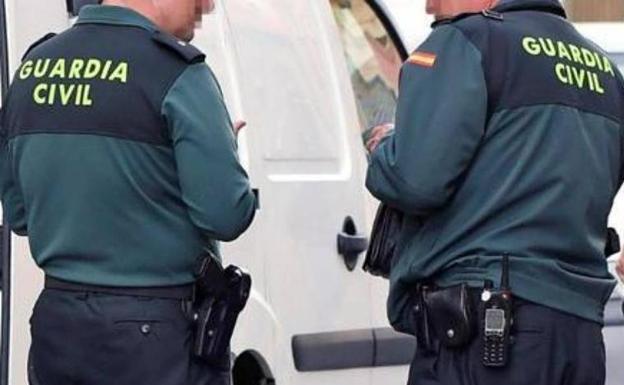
top-left (44, 276), bottom-right (194, 300)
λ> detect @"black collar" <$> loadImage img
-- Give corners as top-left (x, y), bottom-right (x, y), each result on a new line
top-left (432, 0), bottom-right (566, 28)
top-left (493, 0), bottom-right (566, 18)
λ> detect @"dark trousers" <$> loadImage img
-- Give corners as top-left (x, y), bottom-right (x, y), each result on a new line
top-left (408, 299), bottom-right (606, 385)
top-left (28, 288), bottom-right (231, 385)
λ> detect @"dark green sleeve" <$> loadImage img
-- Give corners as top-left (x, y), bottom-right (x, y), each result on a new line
top-left (162, 63), bottom-right (256, 241)
top-left (366, 26), bottom-right (487, 216)
top-left (0, 107), bottom-right (28, 235)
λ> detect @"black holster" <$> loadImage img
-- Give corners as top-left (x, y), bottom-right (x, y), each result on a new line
top-left (192, 254), bottom-right (252, 368)
top-left (412, 284), bottom-right (476, 353)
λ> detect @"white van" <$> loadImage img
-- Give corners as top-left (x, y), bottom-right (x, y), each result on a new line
top-left (0, 1), bottom-right (622, 385)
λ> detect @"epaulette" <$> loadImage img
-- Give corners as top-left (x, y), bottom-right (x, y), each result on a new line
top-left (22, 33), bottom-right (57, 61)
top-left (431, 9), bottom-right (504, 28)
top-left (151, 30), bottom-right (206, 64)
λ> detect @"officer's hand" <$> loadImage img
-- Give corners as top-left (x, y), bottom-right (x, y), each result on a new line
top-left (233, 120), bottom-right (247, 137)
top-left (617, 252), bottom-right (624, 281)
top-left (366, 124), bottom-right (394, 153)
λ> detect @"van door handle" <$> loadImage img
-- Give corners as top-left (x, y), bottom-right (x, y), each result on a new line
top-left (337, 216), bottom-right (369, 271)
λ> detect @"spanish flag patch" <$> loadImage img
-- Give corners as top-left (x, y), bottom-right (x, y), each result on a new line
top-left (407, 51), bottom-right (437, 67)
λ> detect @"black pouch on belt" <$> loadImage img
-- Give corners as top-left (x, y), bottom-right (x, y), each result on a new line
top-left (411, 284), bottom-right (435, 354)
top-left (423, 284), bottom-right (475, 348)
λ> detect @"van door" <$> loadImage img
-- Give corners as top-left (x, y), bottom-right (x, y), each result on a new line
top-left (328, 0), bottom-right (417, 332)
top-left (221, 1), bottom-right (375, 383)
top-left (328, 1), bottom-right (417, 383)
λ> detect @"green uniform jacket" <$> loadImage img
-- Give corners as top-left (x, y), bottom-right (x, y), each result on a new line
top-left (366, 0), bottom-right (624, 328)
top-left (0, 6), bottom-right (257, 287)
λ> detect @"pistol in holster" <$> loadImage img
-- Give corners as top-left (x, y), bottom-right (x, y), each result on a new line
top-left (192, 253), bottom-right (252, 368)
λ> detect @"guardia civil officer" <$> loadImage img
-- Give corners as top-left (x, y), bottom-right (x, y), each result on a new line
top-left (0, 0), bottom-right (257, 384)
top-left (365, 0), bottom-right (624, 384)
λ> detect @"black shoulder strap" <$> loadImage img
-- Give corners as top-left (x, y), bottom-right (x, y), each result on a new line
top-left (151, 30), bottom-right (206, 64)
top-left (22, 32), bottom-right (57, 61)
top-left (431, 10), bottom-right (504, 28)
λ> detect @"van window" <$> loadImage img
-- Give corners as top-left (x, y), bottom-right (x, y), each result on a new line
top-left (226, 2), bottom-right (345, 174)
top-left (330, 0), bottom-right (403, 133)
top-left (565, 0), bottom-right (624, 21)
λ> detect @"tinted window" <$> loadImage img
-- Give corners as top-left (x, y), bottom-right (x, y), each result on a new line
top-left (330, 0), bottom-right (403, 133)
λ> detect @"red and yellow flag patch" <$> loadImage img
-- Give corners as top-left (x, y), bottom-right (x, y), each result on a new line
top-left (407, 51), bottom-right (437, 68)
